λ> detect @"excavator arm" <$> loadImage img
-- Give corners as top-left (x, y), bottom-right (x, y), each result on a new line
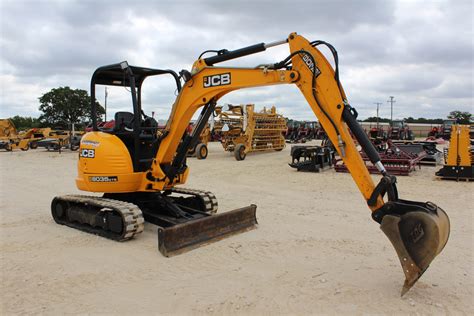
top-left (150, 33), bottom-right (450, 295)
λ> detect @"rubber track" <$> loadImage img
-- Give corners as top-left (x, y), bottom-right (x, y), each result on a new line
top-left (53, 195), bottom-right (144, 241)
top-left (170, 187), bottom-right (218, 214)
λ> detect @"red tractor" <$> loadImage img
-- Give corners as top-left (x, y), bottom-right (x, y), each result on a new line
top-left (368, 126), bottom-right (386, 140)
top-left (388, 120), bottom-right (414, 140)
top-left (427, 119), bottom-right (459, 140)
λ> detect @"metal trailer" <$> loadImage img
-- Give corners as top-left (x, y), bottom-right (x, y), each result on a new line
top-left (213, 104), bottom-right (286, 160)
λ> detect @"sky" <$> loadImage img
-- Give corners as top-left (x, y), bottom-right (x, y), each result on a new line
top-left (0, 0), bottom-right (472, 121)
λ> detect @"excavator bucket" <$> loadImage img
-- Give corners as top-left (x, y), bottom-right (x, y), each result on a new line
top-left (375, 200), bottom-right (450, 295)
top-left (158, 205), bottom-right (257, 256)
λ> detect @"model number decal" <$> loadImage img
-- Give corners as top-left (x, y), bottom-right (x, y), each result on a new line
top-left (89, 176), bottom-right (118, 182)
top-left (81, 140), bottom-right (100, 147)
top-left (301, 53), bottom-right (321, 77)
top-left (80, 148), bottom-right (95, 158)
top-left (203, 73), bottom-right (231, 88)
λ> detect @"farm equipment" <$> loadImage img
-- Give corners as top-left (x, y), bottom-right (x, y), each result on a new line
top-left (388, 120), bottom-right (414, 140)
top-left (313, 122), bottom-right (327, 140)
top-left (187, 123), bottom-right (210, 159)
top-left (0, 137), bottom-right (30, 151)
top-left (35, 130), bottom-right (82, 151)
top-left (0, 119), bottom-right (29, 151)
top-left (214, 104), bottom-right (286, 160)
top-left (428, 119), bottom-right (458, 140)
top-left (427, 126), bottom-right (440, 138)
top-left (285, 121), bottom-right (299, 142)
top-left (51, 33), bottom-right (450, 295)
top-left (436, 125), bottom-right (473, 181)
top-left (335, 140), bottom-right (426, 175)
top-left (285, 121), bottom-right (324, 143)
top-left (289, 139), bottom-right (335, 172)
top-left (25, 128), bottom-right (52, 148)
top-left (391, 140), bottom-right (443, 165)
top-left (0, 119), bottom-right (17, 138)
top-left (368, 126), bottom-right (386, 140)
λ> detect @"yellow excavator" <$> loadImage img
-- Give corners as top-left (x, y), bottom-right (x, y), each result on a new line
top-left (52, 33), bottom-right (450, 295)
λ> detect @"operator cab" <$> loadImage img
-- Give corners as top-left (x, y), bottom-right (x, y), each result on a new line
top-left (391, 120), bottom-right (404, 128)
top-left (443, 119), bottom-right (457, 129)
top-left (90, 61), bottom-right (181, 171)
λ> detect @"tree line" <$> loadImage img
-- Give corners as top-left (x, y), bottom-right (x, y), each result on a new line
top-left (6, 86), bottom-right (473, 130)
top-left (363, 110), bottom-right (472, 124)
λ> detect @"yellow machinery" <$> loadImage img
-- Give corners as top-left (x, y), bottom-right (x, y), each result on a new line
top-left (0, 119), bottom-right (17, 137)
top-left (436, 125), bottom-right (473, 180)
top-left (0, 121), bottom-right (80, 151)
top-left (187, 124), bottom-right (210, 159)
top-left (24, 128), bottom-right (52, 149)
top-left (0, 119), bottom-right (34, 151)
top-left (35, 129), bottom-right (83, 151)
top-left (51, 33), bottom-right (450, 295)
top-left (214, 104), bottom-right (286, 160)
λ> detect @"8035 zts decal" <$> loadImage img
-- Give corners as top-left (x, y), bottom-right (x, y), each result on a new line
top-left (89, 176), bottom-right (118, 182)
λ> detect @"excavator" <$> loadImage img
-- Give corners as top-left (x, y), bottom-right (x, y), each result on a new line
top-left (51, 33), bottom-right (450, 295)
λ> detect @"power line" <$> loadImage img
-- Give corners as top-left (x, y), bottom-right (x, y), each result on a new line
top-left (374, 102), bottom-right (382, 128)
top-left (387, 96), bottom-right (396, 125)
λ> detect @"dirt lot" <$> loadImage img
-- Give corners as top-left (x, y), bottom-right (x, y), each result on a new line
top-left (1, 142), bottom-right (472, 315)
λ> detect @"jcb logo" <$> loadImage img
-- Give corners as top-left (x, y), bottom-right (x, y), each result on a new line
top-left (410, 223), bottom-right (424, 243)
top-left (80, 148), bottom-right (95, 158)
top-left (203, 73), bottom-right (231, 88)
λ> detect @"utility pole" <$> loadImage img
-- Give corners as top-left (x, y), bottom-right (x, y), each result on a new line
top-left (374, 102), bottom-right (382, 129)
top-left (387, 96), bottom-right (395, 126)
top-left (104, 87), bottom-right (108, 122)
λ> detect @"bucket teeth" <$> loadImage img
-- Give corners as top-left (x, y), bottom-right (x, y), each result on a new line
top-left (381, 214), bottom-right (425, 296)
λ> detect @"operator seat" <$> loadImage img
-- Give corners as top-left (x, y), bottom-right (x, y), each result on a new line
top-left (111, 111), bottom-right (159, 172)
top-left (114, 112), bottom-right (134, 132)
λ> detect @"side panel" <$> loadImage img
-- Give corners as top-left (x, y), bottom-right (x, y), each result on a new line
top-left (76, 132), bottom-right (143, 193)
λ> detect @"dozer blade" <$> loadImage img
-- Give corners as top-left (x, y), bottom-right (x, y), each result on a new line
top-left (375, 200), bottom-right (450, 296)
top-left (158, 205), bottom-right (257, 257)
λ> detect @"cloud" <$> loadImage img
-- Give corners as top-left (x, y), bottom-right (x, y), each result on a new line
top-left (0, 0), bottom-right (472, 121)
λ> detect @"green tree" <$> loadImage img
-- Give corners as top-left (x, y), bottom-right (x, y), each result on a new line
top-left (38, 86), bottom-right (104, 127)
top-left (9, 115), bottom-right (41, 130)
top-left (448, 110), bottom-right (472, 124)
top-left (363, 117), bottom-right (391, 123)
top-left (404, 117), bottom-right (443, 124)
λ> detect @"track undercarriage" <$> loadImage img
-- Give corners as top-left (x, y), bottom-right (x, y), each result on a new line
top-left (52, 188), bottom-right (257, 256)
